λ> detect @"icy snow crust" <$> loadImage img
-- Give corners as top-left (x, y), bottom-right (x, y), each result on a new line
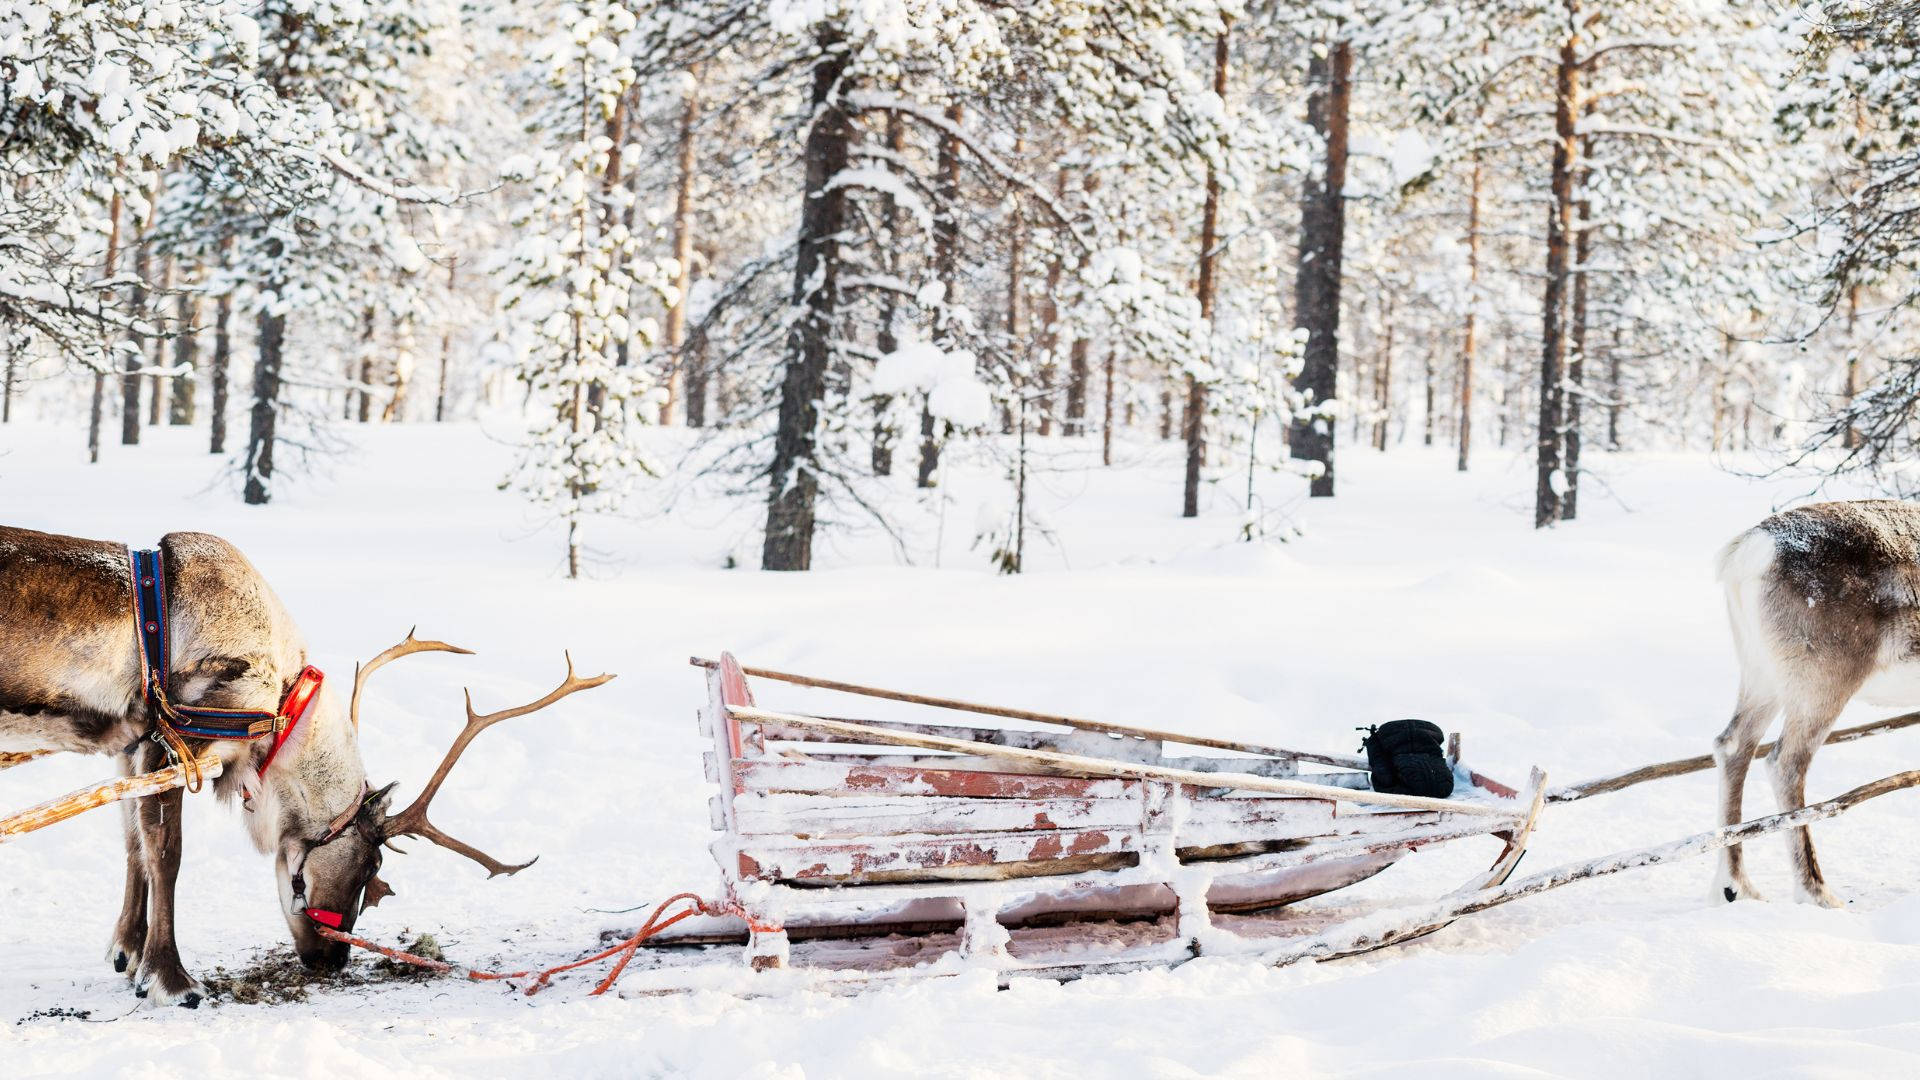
top-left (7, 423), bottom-right (1920, 1076)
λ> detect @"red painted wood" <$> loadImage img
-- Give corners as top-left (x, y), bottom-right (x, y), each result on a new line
top-left (737, 828), bottom-right (1136, 883)
top-left (717, 652), bottom-right (755, 759)
top-left (732, 793), bottom-right (1143, 838)
top-left (732, 758), bottom-right (1138, 800)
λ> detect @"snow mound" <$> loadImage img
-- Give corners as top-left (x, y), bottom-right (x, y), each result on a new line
top-left (1404, 566), bottom-right (1524, 594)
top-left (1158, 541), bottom-right (1301, 577)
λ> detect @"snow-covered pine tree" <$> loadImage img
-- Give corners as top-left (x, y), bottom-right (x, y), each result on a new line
top-left (0, 0), bottom-right (309, 438)
top-left (1780, 2), bottom-right (1920, 485)
top-left (1405, 0), bottom-right (1781, 525)
top-left (498, 1), bottom-right (671, 578)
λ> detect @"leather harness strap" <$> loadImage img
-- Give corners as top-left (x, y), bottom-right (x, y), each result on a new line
top-left (127, 546), bottom-right (325, 793)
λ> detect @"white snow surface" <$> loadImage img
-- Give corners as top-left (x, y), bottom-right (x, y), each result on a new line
top-left (7, 422), bottom-right (1920, 1078)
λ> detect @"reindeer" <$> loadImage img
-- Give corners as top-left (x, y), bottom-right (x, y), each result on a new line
top-left (0, 525), bottom-right (606, 1007)
top-left (1713, 500), bottom-right (1920, 908)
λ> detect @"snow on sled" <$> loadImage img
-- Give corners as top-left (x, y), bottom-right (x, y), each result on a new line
top-left (625, 653), bottom-right (1546, 989)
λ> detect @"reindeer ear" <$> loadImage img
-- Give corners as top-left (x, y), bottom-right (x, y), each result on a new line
top-left (363, 782), bottom-right (399, 815)
top-left (363, 874), bottom-right (395, 909)
top-left (355, 782), bottom-right (399, 838)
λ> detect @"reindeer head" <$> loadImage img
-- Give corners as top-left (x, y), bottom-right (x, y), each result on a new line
top-left (279, 632), bottom-right (611, 972)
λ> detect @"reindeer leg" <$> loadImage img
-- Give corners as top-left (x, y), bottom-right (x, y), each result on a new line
top-left (1711, 689), bottom-right (1772, 902)
top-left (130, 744), bottom-right (206, 1008)
top-left (1770, 703), bottom-right (1848, 909)
top-left (105, 750), bottom-right (149, 975)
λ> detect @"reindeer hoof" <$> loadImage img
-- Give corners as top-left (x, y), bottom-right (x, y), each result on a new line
top-left (106, 935), bottom-right (144, 976)
top-left (1712, 872), bottom-right (1762, 903)
top-left (1796, 884), bottom-right (1845, 909)
top-left (134, 964), bottom-right (206, 1008)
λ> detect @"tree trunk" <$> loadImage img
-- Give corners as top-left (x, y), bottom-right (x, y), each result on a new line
top-left (2, 329), bottom-right (15, 423)
top-left (1498, 341), bottom-right (1513, 448)
top-left (243, 307), bottom-right (285, 506)
top-left (436, 260), bottom-right (455, 423)
top-left (686, 309), bottom-right (713, 427)
top-left (1458, 154), bottom-right (1481, 472)
top-left (1102, 347), bottom-right (1116, 466)
top-left (1289, 39), bottom-right (1352, 499)
top-left (1844, 284), bottom-right (1863, 450)
top-left (1066, 337), bottom-right (1089, 436)
top-left (1606, 326), bottom-right (1622, 451)
top-left (357, 304), bottom-right (376, 423)
top-left (147, 259), bottom-right (173, 428)
top-left (1536, 12), bottom-right (1580, 529)
top-left (1036, 165), bottom-right (1070, 438)
top-left (90, 191), bottom-right (124, 463)
top-left (209, 293), bottom-right (231, 454)
top-left (869, 110), bottom-right (903, 476)
top-left (918, 101), bottom-right (964, 490)
top-left (1007, 141), bottom-right (1027, 428)
top-left (1563, 120), bottom-right (1592, 522)
top-left (567, 378), bottom-right (586, 578)
top-left (383, 335), bottom-right (410, 422)
top-left (121, 230), bottom-right (148, 446)
top-left (596, 85), bottom-right (632, 419)
top-left (664, 67), bottom-right (702, 425)
top-left (1423, 351), bottom-right (1435, 447)
top-left (1373, 308), bottom-right (1392, 452)
top-left (1185, 30), bottom-right (1229, 519)
top-left (762, 37), bottom-right (851, 571)
top-left (169, 291), bottom-right (198, 425)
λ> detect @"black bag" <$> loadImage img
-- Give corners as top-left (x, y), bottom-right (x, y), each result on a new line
top-left (1361, 719), bottom-right (1454, 799)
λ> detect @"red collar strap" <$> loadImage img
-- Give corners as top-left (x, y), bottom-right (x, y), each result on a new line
top-left (259, 666), bottom-right (326, 777)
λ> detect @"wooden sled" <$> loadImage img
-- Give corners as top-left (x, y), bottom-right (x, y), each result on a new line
top-left (633, 653), bottom-right (1546, 986)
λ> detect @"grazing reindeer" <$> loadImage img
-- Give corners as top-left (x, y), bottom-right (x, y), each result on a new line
top-left (0, 526), bottom-right (606, 1007)
top-left (1714, 500), bottom-right (1920, 907)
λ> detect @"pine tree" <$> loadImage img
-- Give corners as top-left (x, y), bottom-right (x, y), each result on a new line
top-left (499, 1), bottom-right (670, 577)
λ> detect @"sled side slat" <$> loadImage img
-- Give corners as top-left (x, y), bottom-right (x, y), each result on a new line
top-left (736, 828), bottom-right (1139, 883)
top-left (733, 793), bottom-right (1142, 837)
top-left (732, 757), bottom-right (1139, 800)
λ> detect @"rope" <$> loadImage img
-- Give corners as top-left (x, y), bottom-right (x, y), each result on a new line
top-left (311, 892), bottom-right (717, 997)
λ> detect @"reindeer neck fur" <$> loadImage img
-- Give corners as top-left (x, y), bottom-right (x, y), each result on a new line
top-left (233, 683), bottom-right (366, 853)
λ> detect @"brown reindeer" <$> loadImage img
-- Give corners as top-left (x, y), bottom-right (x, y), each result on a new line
top-left (1714, 500), bottom-right (1920, 907)
top-left (0, 526), bottom-right (606, 1007)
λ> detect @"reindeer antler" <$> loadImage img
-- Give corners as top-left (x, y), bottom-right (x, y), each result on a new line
top-left (381, 653), bottom-right (614, 877)
top-left (351, 628), bottom-right (475, 731)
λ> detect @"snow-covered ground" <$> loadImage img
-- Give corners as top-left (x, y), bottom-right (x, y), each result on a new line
top-left (7, 420), bottom-right (1920, 1078)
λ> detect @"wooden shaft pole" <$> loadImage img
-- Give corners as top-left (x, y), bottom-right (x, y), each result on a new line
top-left (1266, 768), bottom-right (1920, 967)
top-left (727, 705), bottom-right (1515, 817)
top-left (1549, 709), bottom-right (1920, 803)
top-left (691, 657), bottom-right (1370, 772)
top-left (0, 754), bottom-right (222, 844)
